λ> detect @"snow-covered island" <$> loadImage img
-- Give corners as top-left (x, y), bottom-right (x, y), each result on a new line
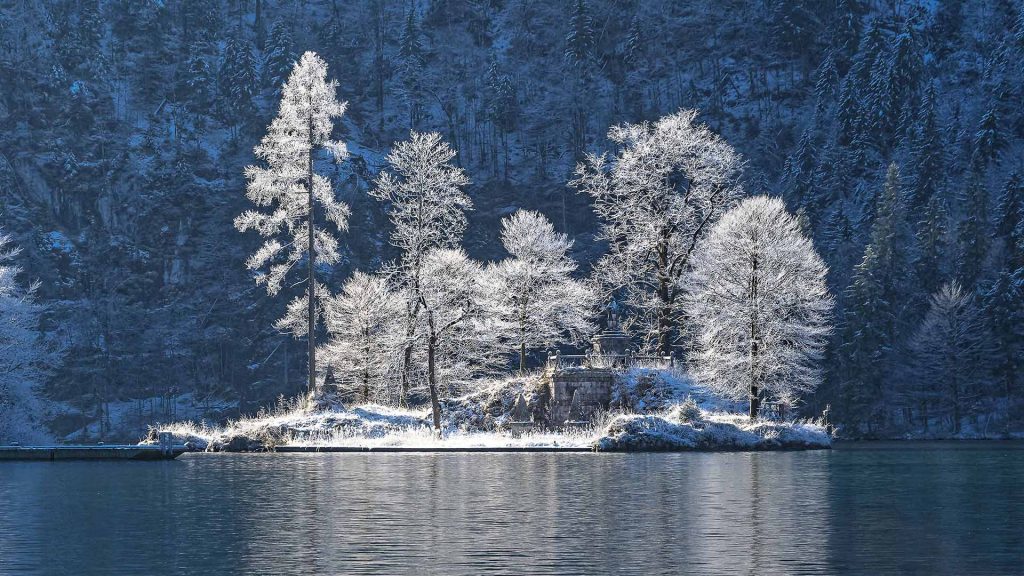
top-left (149, 367), bottom-right (830, 452)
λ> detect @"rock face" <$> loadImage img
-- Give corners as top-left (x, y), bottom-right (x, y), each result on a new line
top-left (546, 369), bottom-right (614, 426)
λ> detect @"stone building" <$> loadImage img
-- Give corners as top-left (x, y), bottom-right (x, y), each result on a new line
top-left (544, 324), bottom-right (632, 426)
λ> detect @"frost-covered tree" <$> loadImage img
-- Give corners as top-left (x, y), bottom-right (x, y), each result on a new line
top-left (370, 131), bottom-right (471, 404)
top-left (398, 5), bottom-right (425, 129)
top-left (908, 282), bottom-right (987, 434)
top-left (322, 272), bottom-right (401, 404)
top-left (235, 52), bottom-right (350, 394)
top-left (219, 35), bottom-right (259, 123)
top-left (488, 210), bottom-right (596, 373)
top-left (264, 20), bottom-right (294, 96)
top-left (684, 196), bottom-right (833, 418)
top-left (915, 195), bottom-right (950, 295)
top-left (982, 269), bottom-right (1024, 399)
top-left (908, 84), bottom-right (945, 209)
top-left (418, 248), bottom-right (493, 431)
top-left (0, 233), bottom-right (58, 443)
top-left (572, 109), bottom-right (745, 356)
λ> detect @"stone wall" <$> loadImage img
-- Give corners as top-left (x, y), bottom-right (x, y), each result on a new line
top-left (546, 369), bottom-right (615, 425)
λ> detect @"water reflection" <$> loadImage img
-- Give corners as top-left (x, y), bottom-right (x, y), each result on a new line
top-left (0, 444), bottom-right (1021, 575)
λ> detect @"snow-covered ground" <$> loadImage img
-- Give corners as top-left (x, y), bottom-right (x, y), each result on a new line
top-left (148, 369), bottom-right (831, 452)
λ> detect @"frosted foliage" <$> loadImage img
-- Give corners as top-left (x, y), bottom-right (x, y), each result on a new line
top-left (370, 131), bottom-right (471, 268)
top-left (0, 233), bottom-right (54, 443)
top-left (322, 272), bottom-right (402, 403)
top-left (685, 196), bottom-right (833, 405)
top-left (234, 51), bottom-right (350, 299)
top-left (488, 210), bottom-right (596, 363)
top-left (419, 249), bottom-right (499, 389)
top-left (907, 282), bottom-right (987, 424)
top-left (571, 109), bottom-right (744, 351)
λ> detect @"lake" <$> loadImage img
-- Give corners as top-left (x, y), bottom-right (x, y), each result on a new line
top-left (1, 442), bottom-right (1021, 575)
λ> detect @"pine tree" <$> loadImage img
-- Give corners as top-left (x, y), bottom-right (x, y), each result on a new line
top-left (784, 129), bottom-right (819, 215)
top-left (907, 282), bottom-right (987, 434)
top-left (564, 0), bottom-right (595, 70)
top-left (235, 52), bottom-right (350, 396)
top-left (264, 21), bottom-right (294, 96)
top-left (839, 164), bottom-right (915, 432)
top-left (915, 195), bottom-right (950, 295)
top-left (623, 14), bottom-right (643, 68)
top-left (972, 106), bottom-right (1006, 169)
top-left (182, 45), bottom-right (215, 114)
top-left (814, 51), bottom-right (840, 114)
top-left (219, 35), bottom-right (259, 125)
top-left (957, 175), bottom-right (990, 285)
top-left (908, 84), bottom-right (944, 208)
top-left (982, 269), bottom-right (1023, 398)
top-left (828, 0), bottom-right (863, 69)
top-left (399, 4), bottom-right (425, 129)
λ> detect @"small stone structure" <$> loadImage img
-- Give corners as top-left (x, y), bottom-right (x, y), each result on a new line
top-left (508, 393), bottom-right (537, 437)
top-left (542, 316), bottom-right (675, 427)
top-left (546, 367), bottom-right (615, 426)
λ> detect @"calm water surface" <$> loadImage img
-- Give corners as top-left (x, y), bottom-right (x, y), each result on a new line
top-left (1, 442), bottom-right (1022, 575)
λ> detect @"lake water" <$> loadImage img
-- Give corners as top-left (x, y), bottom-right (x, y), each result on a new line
top-left (1, 442), bottom-right (1021, 575)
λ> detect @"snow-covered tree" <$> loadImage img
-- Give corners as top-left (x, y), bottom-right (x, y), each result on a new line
top-left (322, 272), bottom-right (401, 404)
top-left (235, 51), bottom-right (350, 394)
top-left (218, 35), bottom-right (259, 123)
top-left (418, 248), bottom-right (493, 431)
top-left (264, 20), bottom-right (294, 96)
top-left (0, 232), bottom-right (58, 443)
top-left (982, 269), bottom-right (1024, 399)
top-left (370, 131), bottom-right (471, 404)
top-left (908, 282), bottom-right (987, 434)
top-left (684, 196), bottom-right (833, 418)
top-left (488, 210), bottom-right (596, 373)
top-left (571, 109), bottom-right (745, 356)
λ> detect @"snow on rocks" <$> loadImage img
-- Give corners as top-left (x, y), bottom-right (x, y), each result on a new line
top-left (146, 370), bottom-right (830, 452)
top-left (595, 404), bottom-right (831, 452)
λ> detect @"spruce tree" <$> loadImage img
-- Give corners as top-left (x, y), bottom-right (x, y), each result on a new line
top-left (982, 269), bottom-right (1023, 398)
top-left (218, 35), bottom-right (259, 125)
top-left (398, 5), bottom-right (425, 129)
top-left (957, 174), bottom-right (991, 285)
top-left (973, 106), bottom-right (1006, 169)
top-left (839, 164), bottom-right (915, 432)
top-left (565, 0), bottom-right (595, 70)
top-left (264, 21), bottom-right (294, 96)
top-left (908, 84), bottom-right (944, 208)
top-left (814, 51), bottom-right (840, 114)
top-left (915, 195), bottom-right (950, 295)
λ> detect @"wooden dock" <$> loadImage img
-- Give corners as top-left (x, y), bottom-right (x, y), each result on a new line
top-left (276, 446), bottom-right (593, 453)
top-left (0, 434), bottom-right (187, 461)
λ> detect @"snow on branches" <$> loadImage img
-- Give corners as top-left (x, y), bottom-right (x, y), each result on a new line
top-left (235, 51), bottom-right (349, 312)
top-left (684, 196), bottom-right (833, 417)
top-left (370, 130), bottom-right (472, 404)
top-left (0, 232), bottom-right (60, 443)
top-left (487, 210), bottom-right (596, 372)
top-left (571, 109), bottom-right (745, 356)
top-left (322, 272), bottom-right (402, 405)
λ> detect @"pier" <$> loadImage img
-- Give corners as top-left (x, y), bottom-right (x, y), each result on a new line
top-left (0, 433), bottom-right (187, 461)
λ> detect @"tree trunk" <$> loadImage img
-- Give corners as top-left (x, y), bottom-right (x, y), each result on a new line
top-left (657, 237), bottom-right (672, 357)
top-left (749, 254), bottom-right (759, 420)
top-left (307, 114), bottom-right (316, 394)
top-left (427, 326), bottom-right (441, 433)
top-left (519, 341), bottom-right (527, 376)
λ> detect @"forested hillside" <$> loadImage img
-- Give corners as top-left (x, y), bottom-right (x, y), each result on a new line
top-left (0, 0), bottom-right (1021, 438)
